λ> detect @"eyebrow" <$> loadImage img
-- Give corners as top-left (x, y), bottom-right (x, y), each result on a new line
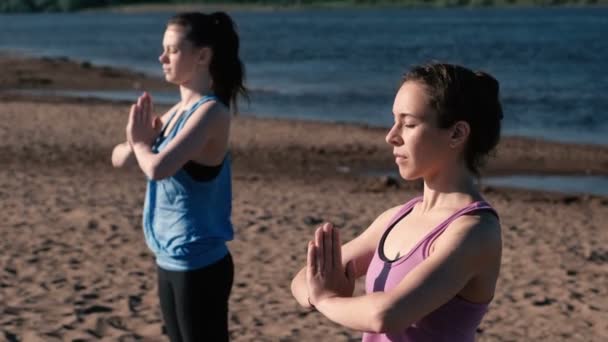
top-left (394, 112), bottom-right (419, 119)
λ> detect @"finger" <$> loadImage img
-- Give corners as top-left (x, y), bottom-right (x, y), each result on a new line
top-left (332, 225), bottom-right (342, 269)
top-left (306, 241), bottom-right (316, 277)
top-left (128, 104), bottom-right (136, 126)
top-left (147, 93), bottom-right (155, 121)
top-left (134, 104), bottom-right (143, 124)
top-left (129, 104), bottom-right (136, 118)
top-left (139, 94), bottom-right (150, 125)
top-left (137, 95), bottom-right (144, 109)
top-left (140, 93), bottom-right (148, 114)
top-left (153, 116), bottom-right (162, 130)
top-left (127, 105), bottom-right (136, 142)
top-left (144, 94), bottom-right (152, 124)
top-left (323, 223), bottom-right (333, 271)
top-left (314, 227), bottom-right (324, 273)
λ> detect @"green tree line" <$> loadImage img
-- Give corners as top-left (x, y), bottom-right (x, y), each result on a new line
top-left (0, 0), bottom-right (605, 12)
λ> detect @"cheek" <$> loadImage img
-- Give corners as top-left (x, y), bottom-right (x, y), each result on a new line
top-left (408, 130), bottom-right (442, 159)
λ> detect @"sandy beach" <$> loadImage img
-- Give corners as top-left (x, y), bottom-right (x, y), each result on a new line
top-left (1, 55), bottom-right (607, 341)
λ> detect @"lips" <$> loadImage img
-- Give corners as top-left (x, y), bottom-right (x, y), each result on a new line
top-left (394, 153), bottom-right (407, 163)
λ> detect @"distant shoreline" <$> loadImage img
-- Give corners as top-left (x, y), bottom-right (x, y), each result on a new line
top-left (1, 1), bottom-right (607, 13)
top-left (2, 50), bottom-right (608, 151)
top-left (97, 1), bottom-right (608, 14)
top-left (2, 50), bottom-right (608, 181)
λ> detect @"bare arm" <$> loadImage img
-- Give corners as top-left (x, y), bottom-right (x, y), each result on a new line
top-left (291, 206), bottom-right (402, 308)
top-left (129, 98), bottom-right (230, 180)
top-left (311, 214), bottom-right (501, 333)
top-left (111, 99), bottom-right (178, 169)
top-left (111, 142), bottom-right (136, 168)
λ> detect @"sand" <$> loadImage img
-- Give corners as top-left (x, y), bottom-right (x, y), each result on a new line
top-left (0, 55), bottom-right (607, 341)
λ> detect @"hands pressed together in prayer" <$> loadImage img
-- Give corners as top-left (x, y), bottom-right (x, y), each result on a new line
top-left (306, 222), bottom-right (356, 308)
top-left (126, 92), bottom-right (162, 147)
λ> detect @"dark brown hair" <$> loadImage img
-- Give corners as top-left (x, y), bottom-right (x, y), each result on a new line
top-left (168, 12), bottom-right (248, 113)
top-left (402, 63), bottom-right (503, 176)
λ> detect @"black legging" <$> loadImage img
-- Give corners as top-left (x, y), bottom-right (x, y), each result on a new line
top-left (157, 253), bottom-right (234, 342)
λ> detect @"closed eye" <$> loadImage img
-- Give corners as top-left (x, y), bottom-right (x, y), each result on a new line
top-left (162, 46), bottom-right (178, 54)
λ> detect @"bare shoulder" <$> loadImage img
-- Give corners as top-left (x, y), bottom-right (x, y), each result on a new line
top-left (441, 210), bottom-right (502, 258)
top-left (194, 99), bottom-right (230, 122)
top-left (362, 204), bottom-right (405, 238)
top-left (158, 102), bottom-right (181, 123)
top-left (348, 204), bottom-right (404, 245)
top-left (373, 205), bottom-right (404, 229)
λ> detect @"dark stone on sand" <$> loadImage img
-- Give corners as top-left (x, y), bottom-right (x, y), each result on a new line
top-left (570, 291), bottom-right (584, 300)
top-left (561, 196), bottom-right (580, 205)
top-left (4, 267), bottom-right (16, 275)
top-left (80, 305), bottom-right (113, 315)
top-left (82, 293), bottom-right (99, 300)
top-left (303, 216), bottom-right (324, 226)
top-left (128, 295), bottom-right (142, 313)
top-left (3, 331), bottom-right (18, 342)
top-left (380, 175), bottom-right (399, 188)
top-left (256, 225), bottom-right (268, 233)
top-left (566, 269), bottom-right (578, 276)
top-left (87, 220), bottom-right (98, 230)
top-left (107, 316), bottom-right (129, 331)
top-left (533, 297), bottom-right (555, 306)
top-left (586, 249), bottom-right (608, 263)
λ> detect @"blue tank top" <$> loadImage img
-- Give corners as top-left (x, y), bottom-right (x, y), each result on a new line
top-left (142, 95), bottom-right (233, 271)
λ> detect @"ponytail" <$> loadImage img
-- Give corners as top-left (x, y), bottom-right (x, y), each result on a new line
top-left (168, 12), bottom-right (248, 114)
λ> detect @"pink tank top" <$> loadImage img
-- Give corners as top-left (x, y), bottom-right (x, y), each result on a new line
top-left (363, 197), bottom-right (498, 342)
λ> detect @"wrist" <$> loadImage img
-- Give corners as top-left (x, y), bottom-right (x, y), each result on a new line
top-left (131, 142), bottom-right (151, 152)
top-left (314, 295), bottom-right (337, 311)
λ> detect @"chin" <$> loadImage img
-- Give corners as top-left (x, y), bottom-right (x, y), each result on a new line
top-left (397, 167), bottom-right (419, 181)
top-left (164, 75), bottom-right (179, 85)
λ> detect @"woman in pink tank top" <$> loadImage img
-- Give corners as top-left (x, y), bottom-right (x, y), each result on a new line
top-left (291, 63), bottom-right (504, 341)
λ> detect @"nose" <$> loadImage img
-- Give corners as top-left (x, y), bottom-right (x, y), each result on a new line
top-left (158, 51), bottom-right (167, 64)
top-left (385, 124), bottom-right (402, 146)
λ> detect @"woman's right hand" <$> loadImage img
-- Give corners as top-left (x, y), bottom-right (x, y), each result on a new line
top-left (306, 223), bottom-right (356, 306)
top-left (126, 92), bottom-right (161, 147)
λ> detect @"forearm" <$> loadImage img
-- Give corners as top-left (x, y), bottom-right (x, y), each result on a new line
top-left (131, 143), bottom-right (162, 179)
top-left (291, 268), bottom-right (313, 308)
top-left (111, 142), bottom-right (135, 168)
top-left (315, 293), bottom-right (390, 333)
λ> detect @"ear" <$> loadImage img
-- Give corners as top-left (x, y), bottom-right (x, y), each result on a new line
top-left (449, 121), bottom-right (470, 149)
top-left (197, 47), bottom-right (213, 66)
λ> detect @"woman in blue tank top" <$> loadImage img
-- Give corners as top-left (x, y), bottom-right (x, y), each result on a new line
top-left (111, 12), bottom-right (247, 342)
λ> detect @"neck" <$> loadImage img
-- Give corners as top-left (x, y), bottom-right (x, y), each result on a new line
top-left (419, 162), bottom-right (481, 213)
top-left (179, 75), bottom-right (213, 108)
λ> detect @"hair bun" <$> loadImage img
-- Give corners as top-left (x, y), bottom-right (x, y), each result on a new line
top-left (475, 71), bottom-right (499, 96)
top-left (211, 12), bottom-right (233, 29)
top-left (475, 71), bottom-right (503, 120)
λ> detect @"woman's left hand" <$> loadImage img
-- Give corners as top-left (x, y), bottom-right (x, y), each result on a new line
top-left (306, 222), bottom-right (356, 307)
top-left (126, 92), bottom-right (160, 146)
